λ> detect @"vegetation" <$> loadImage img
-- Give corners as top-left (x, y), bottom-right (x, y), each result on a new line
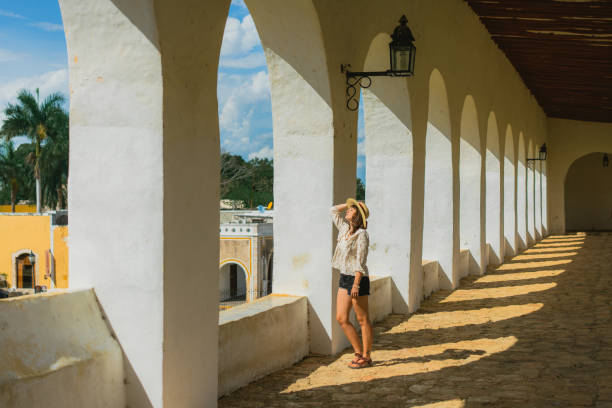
top-left (220, 150), bottom-right (366, 207)
top-left (221, 151), bottom-right (273, 208)
top-left (0, 88), bottom-right (68, 211)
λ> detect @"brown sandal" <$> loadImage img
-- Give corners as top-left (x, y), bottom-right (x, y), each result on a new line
top-left (349, 356), bottom-right (373, 369)
top-left (349, 353), bottom-right (363, 366)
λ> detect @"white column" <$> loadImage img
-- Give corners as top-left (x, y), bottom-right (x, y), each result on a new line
top-left (61, 1), bottom-right (228, 406)
top-left (364, 81), bottom-right (413, 314)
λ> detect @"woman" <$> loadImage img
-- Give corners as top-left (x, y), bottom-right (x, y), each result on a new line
top-left (331, 198), bottom-right (372, 369)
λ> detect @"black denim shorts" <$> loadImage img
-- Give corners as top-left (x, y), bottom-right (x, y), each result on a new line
top-left (339, 273), bottom-right (370, 296)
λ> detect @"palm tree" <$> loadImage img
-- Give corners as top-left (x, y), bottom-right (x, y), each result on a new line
top-left (1, 88), bottom-right (66, 213)
top-left (0, 140), bottom-right (26, 212)
top-left (40, 110), bottom-right (69, 209)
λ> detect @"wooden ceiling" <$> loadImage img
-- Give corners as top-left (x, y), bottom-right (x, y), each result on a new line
top-left (464, 0), bottom-right (612, 123)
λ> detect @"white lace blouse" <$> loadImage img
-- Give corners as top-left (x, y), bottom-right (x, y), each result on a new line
top-left (330, 206), bottom-right (369, 276)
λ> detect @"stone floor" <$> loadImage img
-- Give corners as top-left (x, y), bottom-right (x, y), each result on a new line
top-left (219, 233), bottom-right (612, 408)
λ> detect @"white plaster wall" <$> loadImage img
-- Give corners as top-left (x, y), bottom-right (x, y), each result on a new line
top-left (459, 96), bottom-right (482, 276)
top-left (60, 0), bottom-right (230, 406)
top-left (423, 70), bottom-right (454, 290)
top-left (0, 290), bottom-right (123, 408)
top-left (517, 135), bottom-right (528, 250)
top-left (363, 42), bottom-right (413, 313)
top-left (503, 126), bottom-right (516, 259)
top-left (527, 141), bottom-right (536, 244)
top-left (421, 260), bottom-right (440, 300)
top-left (59, 2), bottom-right (164, 405)
top-left (535, 161), bottom-right (543, 239)
top-left (218, 296), bottom-right (308, 397)
top-left (542, 162), bottom-right (548, 234)
top-left (547, 119), bottom-right (612, 233)
top-left (485, 113), bottom-right (501, 265)
top-left (368, 276), bottom-right (393, 324)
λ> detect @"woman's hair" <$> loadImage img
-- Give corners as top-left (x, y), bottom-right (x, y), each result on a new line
top-left (350, 205), bottom-right (366, 230)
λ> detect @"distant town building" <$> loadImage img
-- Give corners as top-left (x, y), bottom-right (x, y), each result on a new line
top-left (219, 210), bottom-right (273, 308)
top-left (0, 210), bottom-right (69, 296)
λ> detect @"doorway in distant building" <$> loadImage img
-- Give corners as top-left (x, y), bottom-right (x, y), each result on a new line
top-left (219, 262), bottom-right (247, 304)
top-left (15, 253), bottom-right (35, 289)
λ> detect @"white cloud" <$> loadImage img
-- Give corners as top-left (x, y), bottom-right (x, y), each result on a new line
top-left (0, 68), bottom-right (69, 122)
top-left (248, 145), bottom-right (273, 160)
top-left (29, 22), bottom-right (63, 32)
top-left (231, 0), bottom-right (247, 10)
top-left (0, 9), bottom-right (25, 19)
top-left (0, 48), bottom-right (25, 62)
top-left (219, 52), bottom-right (266, 69)
top-left (220, 15), bottom-right (260, 57)
top-left (357, 140), bottom-right (365, 157)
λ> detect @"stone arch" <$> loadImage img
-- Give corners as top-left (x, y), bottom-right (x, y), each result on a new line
top-left (541, 160), bottom-right (548, 235)
top-left (11, 249), bottom-right (38, 289)
top-left (517, 132), bottom-right (528, 250)
top-left (527, 139), bottom-right (536, 245)
top-left (219, 260), bottom-right (249, 302)
top-left (362, 32), bottom-right (413, 313)
top-left (485, 112), bottom-right (501, 265)
top-left (535, 149), bottom-right (543, 240)
top-left (423, 69), bottom-right (453, 289)
top-left (503, 125), bottom-right (516, 259)
top-left (564, 152), bottom-right (612, 231)
top-left (459, 95), bottom-right (482, 276)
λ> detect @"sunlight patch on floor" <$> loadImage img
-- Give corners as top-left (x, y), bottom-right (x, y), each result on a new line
top-left (525, 246), bottom-right (581, 253)
top-left (440, 283), bottom-right (556, 303)
top-left (512, 252), bottom-right (577, 261)
top-left (281, 337), bottom-right (517, 393)
top-left (475, 270), bottom-right (565, 283)
top-left (495, 259), bottom-right (572, 270)
top-left (413, 399), bottom-right (465, 408)
top-left (384, 303), bottom-right (543, 334)
top-left (535, 242), bottom-right (583, 248)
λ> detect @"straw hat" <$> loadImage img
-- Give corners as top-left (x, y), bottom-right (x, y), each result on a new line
top-left (345, 198), bottom-right (369, 228)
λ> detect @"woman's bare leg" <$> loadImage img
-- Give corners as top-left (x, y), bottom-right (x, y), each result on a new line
top-left (336, 288), bottom-right (362, 354)
top-left (352, 295), bottom-right (372, 358)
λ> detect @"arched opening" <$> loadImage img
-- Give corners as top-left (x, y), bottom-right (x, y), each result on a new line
top-left (527, 139), bottom-right (535, 245)
top-left (423, 69), bottom-right (453, 289)
top-left (535, 158), bottom-right (543, 240)
top-left (218, 1), bottom-right (274, 308)
top-left (503, 125), bottom-right (516, 259)
top-left (362, 33), bottom-right (413, 312)
top-left (14, 253), bottom-right (35, 289)
top-left (485, 112), bottom-right (501, 265)
top-left (459, 95), bottom-right (482, 276)
top-left (517, 133), bottom-right (527, 250)
top-left (565, 152), bottom-right (612, 231)
top-left (219, 262), bottom-right (248, 304)
top-left (542, 161), bottom-right (548, 235)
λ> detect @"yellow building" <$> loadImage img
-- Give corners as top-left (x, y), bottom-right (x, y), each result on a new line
top-left (0, 211), bottom-right (69, 290)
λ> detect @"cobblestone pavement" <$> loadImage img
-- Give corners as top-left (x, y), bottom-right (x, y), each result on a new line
top-left (219, 233), bottom-right (612, 407)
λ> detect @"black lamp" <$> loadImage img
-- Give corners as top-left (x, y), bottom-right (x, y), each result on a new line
top-left (527, 143), bottom-right (547, 167)
top-left (342, 15), bottom-right (416, 110)
top-left (27, 251), bottom-right (35, 264)
top-left (603, 154), bottom-right (609, 168)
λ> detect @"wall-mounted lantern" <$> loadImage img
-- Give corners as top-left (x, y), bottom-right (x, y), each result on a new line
top-left (27, 251), bottom-right (36, 264)
top-left (341, 15), bottom-right (416, 111)
top-left (603, 153), bottom-right (609, 168)
top-left (527, 143), bottom-right (547, 167)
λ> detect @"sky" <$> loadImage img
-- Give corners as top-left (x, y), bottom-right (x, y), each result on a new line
top-left (0, 0), bottom-right (366, 180)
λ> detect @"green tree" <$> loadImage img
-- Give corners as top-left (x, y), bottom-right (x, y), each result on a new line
top-left (0, 140), bottom-right (27, 212)
top-left (40, 108), bottom-right (69, 209)
top-left (356, 178), bottom-right (365, 200)
top-left (1, 88), bottom-right (67, 213)
top-left (220, 152), bottom-right (273, 208)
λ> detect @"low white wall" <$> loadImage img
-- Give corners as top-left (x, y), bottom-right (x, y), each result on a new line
top-left (458, 249), bottom-right (470, 279)
top-left (368, 276), bottom-right (392, 324)
top-left (0, 290), bottom-right (124, 408)
top-left (422, 260), bottom-right (440, 300)
top-left (218, 295), bottom-right (308, 397)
